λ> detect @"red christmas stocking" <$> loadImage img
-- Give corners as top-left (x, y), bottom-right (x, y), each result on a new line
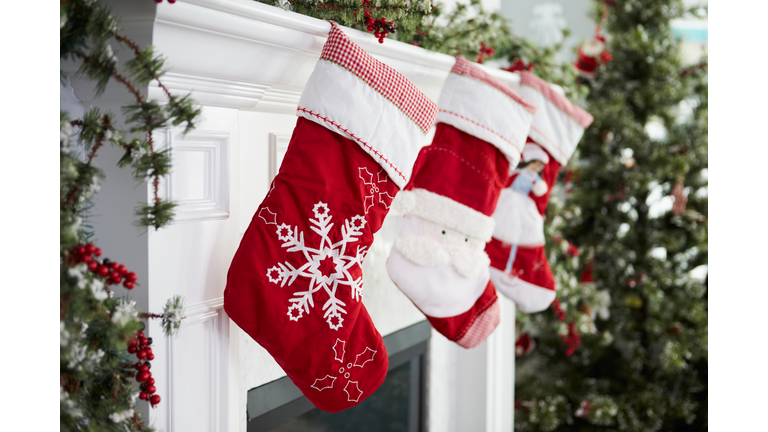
top-left (386, 56), bottom-right (536, 348)
top-left (486, 70), bottom-right (593, 313)
top-left (224, 23), bottom-right (438, 413)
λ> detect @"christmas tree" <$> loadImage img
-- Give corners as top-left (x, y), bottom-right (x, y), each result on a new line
top-left (514, 1), bottom-right (708, 431)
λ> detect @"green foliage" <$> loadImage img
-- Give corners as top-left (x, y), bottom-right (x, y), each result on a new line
top-left (255, 0), bottom-right (584, 98)
top-left (514, 1), bottom-right (708, 431)
top-left (61, 1), bottom-right (196, 430)
top-left (258, 0), bottom-right (433, 36)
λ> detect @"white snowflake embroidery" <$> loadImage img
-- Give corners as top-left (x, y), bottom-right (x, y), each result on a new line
top-left (266, 201), bottom-right (368, 330)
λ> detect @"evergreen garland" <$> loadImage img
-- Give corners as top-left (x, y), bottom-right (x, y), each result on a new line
top-left (60, 0), bottom-right (199, 429)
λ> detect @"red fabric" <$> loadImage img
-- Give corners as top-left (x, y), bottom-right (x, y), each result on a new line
top-left (407, 123), bottom-right (510, 217)
top-left (225, 118), bottom-right (398, 412)
top-left (485, 238), bottom-right (556, 292)
top-left (426, 281), bottom-right (499, 347)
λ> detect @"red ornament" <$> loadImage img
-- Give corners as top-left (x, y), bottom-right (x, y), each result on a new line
top-left (77, 246), bottom-right (86, 255)
top-left (141, 337), bottom-right (150, 346)
top-left (110, 262), bottom-right (120, 270)
top-left (574, 35), bottom-right (612, 79)
top-left (123, 281), bottom-right (135, 290)
top-left (137, 350), bottom-right (147, 360)
top-left (128, 345), bottom-right (137, 354)
top-left (86, 243), bottom-right (96, 254)
top-left (138, 332), bottom-right (145, 338)
top-left (150, 394), bottom-right (161, 405)
top-left (137, 371), bottom-right (150, 382)
top-left (130, 338), bottom-right (138, 346)
top-left (147, 385), bottom-right (157, 394)
top-left (148, 378), bottom-right (155, 385)
top-left (98, 265), bottom-right (110, 277)
top-left (140, 364), bottom-right (149, 372)
top-left (94, 248), bottom-right (102, 257)
top-left (117, 264), bottom-right (128, 275)
top-left (139, 392), bottom-right (148, 400)
top-left (82, 255), bottom-right (91, 263)
top-left (126, 272), bottom-right (138, 282)
top-left (110, 272), bottom-right (122, 284)
top-left (87, 261), bottom-right (98, 271)
top-left (147, 352), bottom-right (155, 361)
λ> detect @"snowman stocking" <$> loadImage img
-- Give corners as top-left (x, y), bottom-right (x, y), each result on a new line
top-left (224, 23), bottom-right (438, 412)
top-left (486, 70), bottom-right (593, 313)
top-left (386, 56), bottom-right (536, 348)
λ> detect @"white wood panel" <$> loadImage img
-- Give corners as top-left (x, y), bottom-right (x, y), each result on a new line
top-left (162, 129), bottom-right (230, 223)
top-left (148, 106), bottom-right (240, 432)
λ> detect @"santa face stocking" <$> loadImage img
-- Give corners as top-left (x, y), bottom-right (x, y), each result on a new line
top-left (224, 23), bottom-right (438, 413)
top-left (486, 71), bottom-right (593, 313)
top-left (386, 56), bottom-right (536, 348)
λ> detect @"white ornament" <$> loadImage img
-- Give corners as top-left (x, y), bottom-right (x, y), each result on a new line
top-left (266, 201), bottom-right (368, 330)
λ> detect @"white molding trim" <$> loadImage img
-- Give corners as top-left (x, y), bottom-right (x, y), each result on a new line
top-left (166, 298), bottom-right (224, 432)
top-left (268, 133), bottom-right (290, 183)
top-left (486, 296), bottom-right (516, 432)
top-left (163, 129), bottom-right (230, 223)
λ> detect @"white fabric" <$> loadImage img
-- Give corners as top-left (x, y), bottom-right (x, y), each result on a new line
top-left (531, 179), bottom-right (548, 197)
top-left (398, 189), bottom-right (496, 242)
top-left (489, 267), bottom-right (556, 313)
top-left (436, 73), bottom-right (533, 168)
top-left (522, 143), bottom-right (550, 164)
top-left (298, 60), bottom-right (432, 189)
top-left (517, 85), bottom-right (586, 165)
top-left (387, 215), bottom-right (489, 318)
top-left (492, 188), bottom-right (545, 246)
top-left (393, 216), bottom-right (490, 279)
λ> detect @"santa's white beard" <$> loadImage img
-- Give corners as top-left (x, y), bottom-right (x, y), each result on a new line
top-left (393, 235), bottom-right (490, 279)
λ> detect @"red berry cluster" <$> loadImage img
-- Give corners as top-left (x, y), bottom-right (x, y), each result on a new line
top-left (68, 243), bottom-right (139, 290)
top-left (475, 42), bottom-right (495, 64)
top-left (128, 332), bottom-right (161, 406)
top-left (155, 0), bottom-right (177, 3)
top-left (361, 2), bottom-right (396, 44)
top-left (560, 321), bottom-right (582, 356)
top-left (551, 299), bottom-right (566, 322)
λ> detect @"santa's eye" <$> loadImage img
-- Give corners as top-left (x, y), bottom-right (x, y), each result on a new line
top-left (441, 230), bottom-right (446, 235)
top-left (465, 238), bottom-right (468, 242)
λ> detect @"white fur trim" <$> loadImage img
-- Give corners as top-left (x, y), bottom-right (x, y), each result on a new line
top-left (522, 143), bottom-right (550, 164)
top-left (451, 248), bottom-right (491, 279)
top-left (436, 73), bottom-right (533, 167)
top-left (400, 189), bottom-right (495, 241)
top-left (393, 236), bottom-right (450, 267)
top-left (389, 189), bottom-right (417, 215)
top-left (387, 247), bottom-right (489, 318)
top-left (517, 83), bottom-right (591, 165)
top-left (489, 267), bottom-right (556, 313)
top-left (492, 188), bottom-right (545, 246)
top-left (298, 60), bottom-right (433, 189)
top-left (531, 180), bottom-right (548, 197)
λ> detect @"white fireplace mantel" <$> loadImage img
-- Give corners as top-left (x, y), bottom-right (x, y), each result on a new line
top-left (148, 0), bottom-right (532, 112)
